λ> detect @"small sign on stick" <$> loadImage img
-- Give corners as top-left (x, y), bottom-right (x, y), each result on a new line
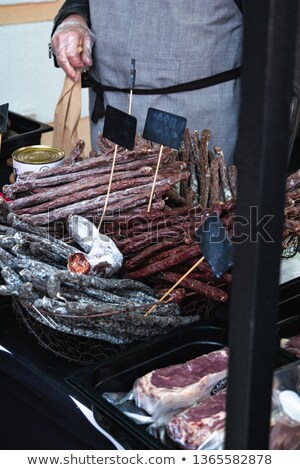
top-left (103, 105), bottom-right (137, 151)
top-left (143, 107), bottom-right (186, 211)
top-left (195, 213), bottom-right (234, 279)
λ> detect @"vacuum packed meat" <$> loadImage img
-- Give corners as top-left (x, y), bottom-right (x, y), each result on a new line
top-left (133, 347), bottom-right (228, 418)
top-left (167, 389), bottom-right (226, 450)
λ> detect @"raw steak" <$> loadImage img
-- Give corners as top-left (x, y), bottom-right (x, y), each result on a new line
top-left (167, 389), bottom-right (226, 449)
top-left (133, 347), bottom-right (228, 418)
top-left (280, 335), bottom-right (300, 358)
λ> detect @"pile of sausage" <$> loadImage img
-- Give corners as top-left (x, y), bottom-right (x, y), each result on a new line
top-left (115, 201), bottom-right (234, 309)
top-left (4, 142), bottom-right (188, 227)
top-left (0, 204), bottom-right (200, 344)
top-left (0, 131), bottom-right (237, 312)
top-left (2, 128), bottom-right (299, 328)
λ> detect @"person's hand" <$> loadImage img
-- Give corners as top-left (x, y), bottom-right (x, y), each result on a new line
top-left (51, 14), bottom-right (95, 81)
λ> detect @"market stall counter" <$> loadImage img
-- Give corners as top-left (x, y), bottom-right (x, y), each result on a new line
top-left (1, 266), bottom-right (299, 451)
top-left (0, 296), bottom-right (121, 450)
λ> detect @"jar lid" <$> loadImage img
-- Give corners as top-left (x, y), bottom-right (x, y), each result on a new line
top-left (12, 145), bottom-right (65, 164)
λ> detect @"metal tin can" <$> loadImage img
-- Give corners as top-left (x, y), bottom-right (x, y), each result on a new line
top-left (12, 145), bottom-right (65, 180)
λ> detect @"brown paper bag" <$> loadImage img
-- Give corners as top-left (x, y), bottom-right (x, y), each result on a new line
top-left (53, 75), bottom-right (82, 157)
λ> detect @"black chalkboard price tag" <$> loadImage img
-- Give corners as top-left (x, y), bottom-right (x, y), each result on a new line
top-left (143, 107), bottom-right (186, 212)
top-left (195, 213), bottom-right (234, 278)
top-left (98, 105), bottom-right (137, 230)
top-left (143, 107), bottom-right (187, 150)
top-left (102, 105), bottom-right (137, 150)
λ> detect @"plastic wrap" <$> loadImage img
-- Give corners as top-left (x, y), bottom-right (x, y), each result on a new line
top-left (97, 328), bottom-right (299, 449)
top-left (132, 348), bottom-right (228, 419)
top-left (67, 215), bottom-right (123, 276)
top-left (102, 377), bottom-right (227, 449)
top-left (51, 18), bottom-right (95, 81)
top-left (269, 361), bottom-right (300, 449)
top-left (102, 390), bottom-right (154, 425)
top-left (166, 389), bottom-right (226, 450)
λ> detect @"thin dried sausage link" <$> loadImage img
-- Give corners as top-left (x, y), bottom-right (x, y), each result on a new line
top-left (64, 140), bottom-right (85, 165)
top-left (228, 164), bottom-right (238, 199)
top-left (157, 271), bottom-right (228, 302)
top-left (199, 129), bottom-right (211, 208)
top-left (123, 239), bottom-right (180, 270)
top-left (10, 167), bottom-right (153, 212)
top-left (126, 244), bottom-right (201, 279)
top-left (214, 146), bottom-right (232, 201)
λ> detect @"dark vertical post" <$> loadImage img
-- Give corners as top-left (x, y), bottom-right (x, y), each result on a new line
top-left (225, 0), bottom-right (298, 449)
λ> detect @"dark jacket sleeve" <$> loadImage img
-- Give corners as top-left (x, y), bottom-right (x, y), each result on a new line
top-left (233, 0), bottom-right (243, 13)
top-left (52, 0), bottom-right (91, 35)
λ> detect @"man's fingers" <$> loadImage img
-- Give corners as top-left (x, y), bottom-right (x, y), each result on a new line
top-left (55, 51), bottom-right (81, 81)
top-left (81, 38), bottom-right (93, 64)
top-left (53, 37), bottom-right (85, 80)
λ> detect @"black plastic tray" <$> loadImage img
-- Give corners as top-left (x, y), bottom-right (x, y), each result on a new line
top-left (66, 324), bottom-right (293, 450)
top-left (278, 314), bottom-right (300, 338)
top-left (1, 111), bottom-right (53, 160)
top-left (0, 111), bottom-right (53, 187)
top-left (276, 276), bottom-right (300, 361)
top-left (67, 325), bottom-right (227, 449)
top-left (278, 276), bottom-right (300, 321)
top-left (211, 276), bottom-right (300, 330)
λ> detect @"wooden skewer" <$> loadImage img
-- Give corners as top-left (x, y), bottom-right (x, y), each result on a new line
top-left (97, 144), bottom-right (118, 231)
top-left (147, 144), bottom-right (163, 212)
top-left (144, 255), bottom-right (205, 317)
top-left (128, 88), bottom-right (133, 116)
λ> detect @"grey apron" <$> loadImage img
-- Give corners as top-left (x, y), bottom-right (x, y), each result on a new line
top-left (88, 0), bottom-right (243, 164)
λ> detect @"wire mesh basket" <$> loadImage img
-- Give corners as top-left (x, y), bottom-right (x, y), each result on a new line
top-left (12, 293), bottom-right (212, 365)
top-left (12, 296), bottom-right (126, 365)
top-left (12, 296), bottom-right (211, 365)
